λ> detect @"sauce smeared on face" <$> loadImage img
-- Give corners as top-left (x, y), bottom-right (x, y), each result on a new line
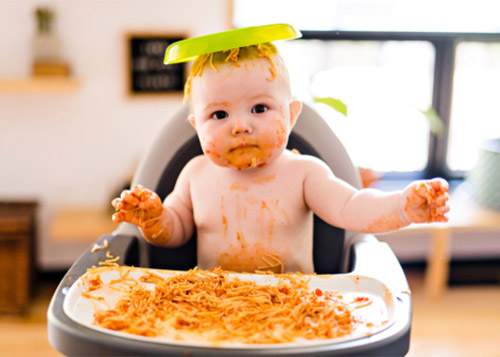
top-left (226, 146), bottom-right (266, 170)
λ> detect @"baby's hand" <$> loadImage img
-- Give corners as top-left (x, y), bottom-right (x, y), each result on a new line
top-left (402, 178), bottom-right (450, 223)
top-left (111, 185), bottom-right (163, 229)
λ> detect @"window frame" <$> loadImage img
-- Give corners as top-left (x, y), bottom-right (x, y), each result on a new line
top-left (299, 30), bottom-right (500, 181)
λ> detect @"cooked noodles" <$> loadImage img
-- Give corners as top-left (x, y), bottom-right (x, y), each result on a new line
top-left (88, 267), bottom-right (367, 344)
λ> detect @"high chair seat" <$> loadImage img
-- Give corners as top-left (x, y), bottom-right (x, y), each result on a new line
top-left (48, 103), bottom-right (411, 356)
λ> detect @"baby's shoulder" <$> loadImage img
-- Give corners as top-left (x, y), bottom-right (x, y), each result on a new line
top-left (179, 155), bottom-right (211, 178)
top-left (283, 150), bottom-right (332, 173)
top-left (184, 154), bottom-right (208, 168)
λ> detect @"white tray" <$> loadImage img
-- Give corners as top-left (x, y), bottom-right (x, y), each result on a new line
top-left (63, 266), bottom-right (396, 349)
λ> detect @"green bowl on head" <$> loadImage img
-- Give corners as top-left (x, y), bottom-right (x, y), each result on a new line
top-left (164, 23), bottom-right (302, 65)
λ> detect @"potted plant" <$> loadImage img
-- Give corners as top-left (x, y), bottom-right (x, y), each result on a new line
top-left (32, 7), bottom-right (69, 76)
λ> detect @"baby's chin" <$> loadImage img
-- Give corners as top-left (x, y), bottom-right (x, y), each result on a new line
top-left (204, 146), bottom-right (287, 171)
top-left (226, 147), bottom-right (266, 170)
top-left (205, 149), bottom-right (265, 171)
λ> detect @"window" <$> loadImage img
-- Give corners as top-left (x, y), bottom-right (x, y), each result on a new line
top-left (233, 0), bottom-right (500, 180)
top-left (279, 39), bottom-right (434, 173)
top-left (448, 42), bottom-right (500, 172)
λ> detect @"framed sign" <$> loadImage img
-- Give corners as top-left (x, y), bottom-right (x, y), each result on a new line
top-left (126, 34), bottom-right (185, 95)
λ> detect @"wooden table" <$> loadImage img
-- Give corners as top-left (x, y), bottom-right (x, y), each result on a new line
top-left (403, 183), bottom-right (500, 300)
top-left (50, 207), bottom-right (118, 243)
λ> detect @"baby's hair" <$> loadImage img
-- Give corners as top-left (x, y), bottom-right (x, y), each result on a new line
top-left (184, 42), bottom-right (285, 102)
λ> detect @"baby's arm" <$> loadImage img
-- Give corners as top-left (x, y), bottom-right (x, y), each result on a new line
top-left (111, 164), bottom-right (195, 246)
top-left (303, 157), bottom-right (449, 233)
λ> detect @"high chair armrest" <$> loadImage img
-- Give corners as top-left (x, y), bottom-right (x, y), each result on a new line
top-left (341, 239), bottom-right (412, 356)
top-left (69, 234), bottom-right (140, 276)
top-left (48, 234), bottom-right (139, 356)
top-left (350, 240), bottom-right (410, 292)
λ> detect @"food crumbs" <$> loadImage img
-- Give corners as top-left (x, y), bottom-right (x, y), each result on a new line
top-left (236, 232), bottom-right (246, 248)
top-left (222, 215), bottom-right (227, 238)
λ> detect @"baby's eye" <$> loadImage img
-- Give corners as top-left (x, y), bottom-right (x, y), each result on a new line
top-left (211, 110), bottom-right (228, 120)
top-left (251, 104), bottom-right (268, 114)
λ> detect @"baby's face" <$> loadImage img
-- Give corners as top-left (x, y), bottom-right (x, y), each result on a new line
top-left (189, 56), bottom-right (301, 170)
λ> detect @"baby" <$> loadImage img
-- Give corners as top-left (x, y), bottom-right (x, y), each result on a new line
top-left (112, 42), bottom-right (449, 274)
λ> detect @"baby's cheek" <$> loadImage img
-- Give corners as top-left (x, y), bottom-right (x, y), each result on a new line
top-left (204, 148), bottom-right (222, 160)
top-left (261, 119), bottom-right (288, 152)
top-left (200, 138), bottom-right (225, 164)
top-left (274, 121), bottom-right (288, 148)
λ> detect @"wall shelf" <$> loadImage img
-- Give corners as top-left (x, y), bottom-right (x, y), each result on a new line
top-left (0, 77), bottom-right (80, 93)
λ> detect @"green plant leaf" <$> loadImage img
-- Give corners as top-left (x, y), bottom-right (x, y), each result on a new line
top-left (419, 107), bottom-right (444, 137)
top-left (313, 96), bottom-right (348, 117)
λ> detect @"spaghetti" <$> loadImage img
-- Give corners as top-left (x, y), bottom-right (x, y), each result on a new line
top-left (183, 43), bottom-right (280, 101)
top-left (89, 267), bottom-right (368, 344)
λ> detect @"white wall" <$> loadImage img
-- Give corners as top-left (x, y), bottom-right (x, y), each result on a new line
top-left (0, 0), bottom-right (230, 269)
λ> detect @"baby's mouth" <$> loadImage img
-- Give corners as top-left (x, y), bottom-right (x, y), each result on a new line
top-left (226, 144), bottom-right (264, 169)
top-left (230, 143), bottom-right (258, 152)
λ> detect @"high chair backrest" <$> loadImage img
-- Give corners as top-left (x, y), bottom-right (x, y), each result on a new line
top-left (127, 103), bottom-right (362, 274)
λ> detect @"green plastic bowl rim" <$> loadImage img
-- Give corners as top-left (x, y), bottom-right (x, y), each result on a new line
top-left (164, 23), bottom-right (302, 65)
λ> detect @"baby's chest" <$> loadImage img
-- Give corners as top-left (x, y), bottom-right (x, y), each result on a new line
top-left (191, 179), bottom-right (306, 231)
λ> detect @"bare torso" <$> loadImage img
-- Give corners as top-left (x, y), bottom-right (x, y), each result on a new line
top-left (149, 150), bottom-right (447, 274)
top-left (187, 150), bottom-right (315, 273)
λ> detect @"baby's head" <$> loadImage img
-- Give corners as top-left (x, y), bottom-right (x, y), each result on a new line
top-left (186, 43), bottom-right (302, 170)
top-left (184, 43), bottom-right (288, 101)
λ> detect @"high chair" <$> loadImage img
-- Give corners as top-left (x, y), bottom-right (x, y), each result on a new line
top-left (48, 103), bottom-right (411, 356)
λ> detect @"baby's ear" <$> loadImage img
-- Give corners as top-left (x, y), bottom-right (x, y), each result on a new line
top-left (188, 114), bottom-right (197, 128)
top-left (289, 99), bottom-right (302, 129)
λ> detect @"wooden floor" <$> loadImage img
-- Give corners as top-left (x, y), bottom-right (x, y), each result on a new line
top-left (1, 269), bottom-right (499, 356)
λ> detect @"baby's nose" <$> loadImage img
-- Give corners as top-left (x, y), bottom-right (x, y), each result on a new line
top-left (231, 119), bottom-right (253, 136)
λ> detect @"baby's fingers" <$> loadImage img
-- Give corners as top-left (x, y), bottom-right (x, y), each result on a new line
top-left (112, 207), bottom-right (145, 226)
top-left (111, 198), bottom-right (123, 210)
top-left (112, 192), bottom-right (139, 211)
top-left (435, 204), bottom-right (450, 222)
top-left (111, 197), bottom-right (135, 211)
top-left (435, 213), bottom-right (449, 223)
top-left (435, 191), bottom-right (449, 206)
top-left (428, 178), bottom-right (449, 193)
top-left (138, 192), bottom-right (162, 210)
top-left (439, 203), bottom-right (451, 216)
top-left (121, 189), bottom-right (140, 206)
top-left (112, 210), bottom-right (126, 223)
top-left (131, 184), bottom-right (145, 197)
top-left (414, 181), bottom-right (432, 199)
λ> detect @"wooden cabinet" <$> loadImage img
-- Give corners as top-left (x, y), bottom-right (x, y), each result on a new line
top-left (0, 202), bottom-right (38, 314)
